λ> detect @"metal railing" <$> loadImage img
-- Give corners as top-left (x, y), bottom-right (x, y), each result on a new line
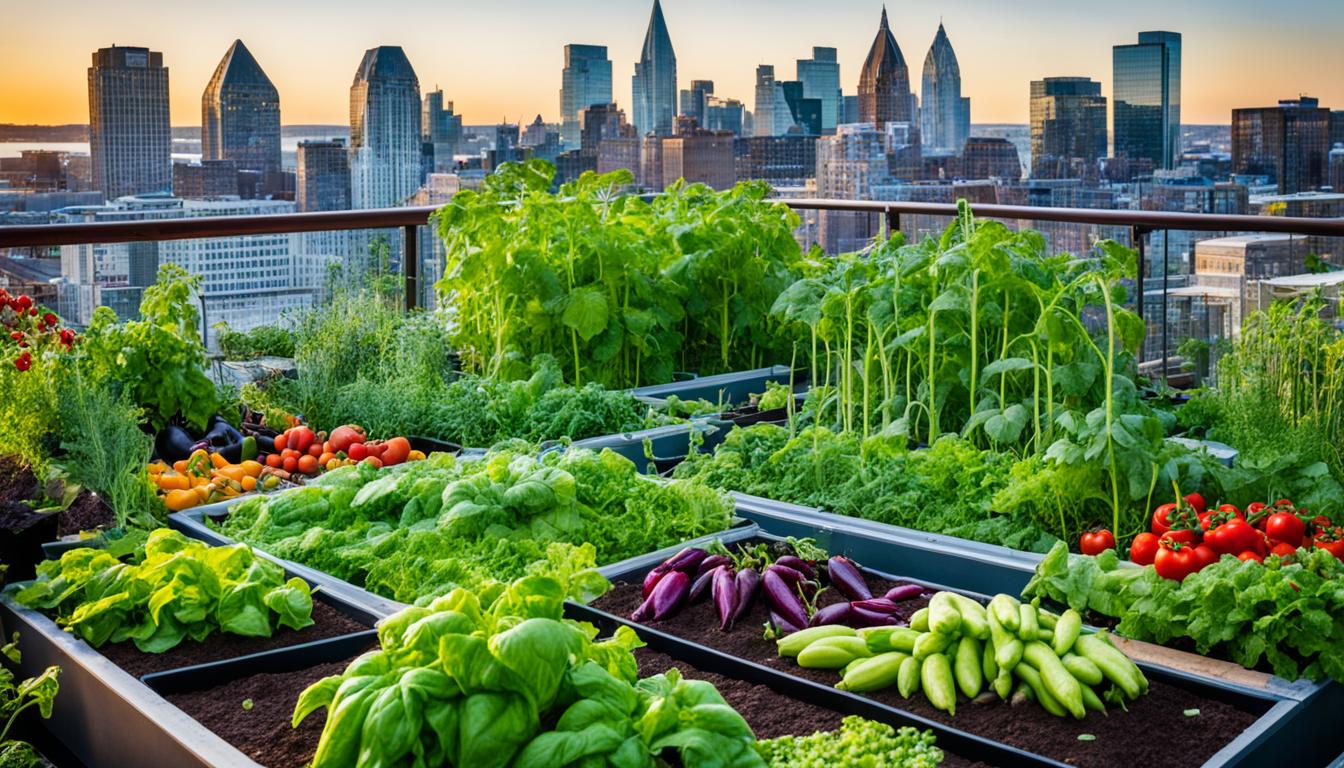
top-left (3, 198), bottom-right (1343, 319)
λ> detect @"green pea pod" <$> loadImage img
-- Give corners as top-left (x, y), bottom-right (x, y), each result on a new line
top-left (1016, 603), bottom-right (1040, 643)
top-left (777, 625), bottom-right (857, 658)
top-left (1014, 663), bottom-right (1067, 717)
top-left (994, 636), bottom-right (1023, 671)
top-left (921, 653), bottom-right (957, 716)
top-left (1061, 653), bottom-right (1103, 686)
top-left (909, 607), bottom-right (930, 632)
top-left (913, 630), bottom-right (953, 660)
top-left (928, 592), bottom-right (962, 636)
top-left (981, 634), bottom-right (999, 681)
top-left (1037, 628), bottom-right (1055, 643)
top-left (838, 651), bottom-right (908, 693)
top-left (1022, 641), bottom-right (1085, 719)
top-left (1052, 609), bottom-right (1082, 656)
top-left (860, 626), bottom-right (919, 654)
top-left (1075, 634), bottom-right (1143, 699)
top-left (897, 655), bottom-right (921, 698)
top-left (1036, 608), bottom-right (1059, 630)
top-left (1081, 684), bottom-right (1107, 713)
top-left (989, 594), bottom-right (1021, 633)
top-left (797, 635), bottom-right (872, 669)
top-left (993, 667), bottom-right (1014, 700)
top-left (954, 637), bottom-right (984, 699)
top-left (947, 593), bottom-right (990, 640)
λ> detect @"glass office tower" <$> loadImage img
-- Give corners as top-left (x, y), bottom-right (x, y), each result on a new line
top-left (1112, 31), bottom-right (1181, 174)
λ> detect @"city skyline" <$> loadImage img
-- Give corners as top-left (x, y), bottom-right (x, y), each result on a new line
top-left (3, 0), bottom-right (1343, 128)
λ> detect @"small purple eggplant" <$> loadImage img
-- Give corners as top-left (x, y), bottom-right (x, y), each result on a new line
top-left (648, 570), bottom-right (690, 621)
top-left (770, 610), bottom-right (802, 636)
top-left (695, 554), bottom-right (732, 578)
top-left (774, 555), bottom-right (816, 580)
top-left (827, 556), bottom-right (872, 601)
top-left (849, 603), bottom-right (901, 627)
top-left (713, 567), bottom-right (739, 631)
top-left (642, 547), bottom-right (708, 597)
top-left (850, 598), bottom-right (900, 614)
top-left (689, 565), bottom-right (724, 604)
top-left (883, 584), bottom-right (926, 602)
top-left (808, 601), bottom-right (854, 627)
top-left (764, 563), bottom-right (807, 586)
top-left (642, 569), bottom-right (668, 599)
top-left (762, 569), bottom-right (809, 631)
top-left (731, 568), bottom-right (761, 626)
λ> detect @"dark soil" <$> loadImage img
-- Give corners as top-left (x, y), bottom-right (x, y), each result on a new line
top-left (595, 576), bottom-right (1261, 768)
top-left (0, 455), bottom-right (39, 507)
top-left (99, 600), bottom-right (369, 678)
top-left (164, 649), bottom-right (370, 768)
top-left (55, 490), bottom-right (115, 536)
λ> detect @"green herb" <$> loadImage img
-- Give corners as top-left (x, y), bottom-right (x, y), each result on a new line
top-left (0, 633), bottom-right (60, 768)
top-left (755, 716), bottom-right (942, 767)
top-left (215, 323), bottom-right (295, 360)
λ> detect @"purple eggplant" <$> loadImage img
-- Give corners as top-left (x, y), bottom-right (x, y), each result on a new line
top-left (713, 567), bottom-right (739, 631)
top-left (642, 547), bottom-right (709, 597)
top-left (883, 584), bottom-right (926, 602)
top-left (648, 570), bottom-right (690, 621)
top-left (695, 554), bottom-right (732, 578)
top-left (762, 569), bottom-right (809, 631)
top-left (764, 563), bottom-right (807, 586)
top-left (826, 556), bottom-right (872, 601)
top-left (689, 565), bottom-right (724, 604)
top-left (770, 610), bottom-right (803, 636)
top-left (850, 598), bottom-right (900, 614)
top-left (850, 603), bottom-right (901, 627)
top-left (774, 555), bottom-right (816, 580)
top-left (808, 601), bottom-right (854, 627)
top-left (731, 568), bottom-right (761, 626)
top-left (642, 569), bottom-right (668, 599)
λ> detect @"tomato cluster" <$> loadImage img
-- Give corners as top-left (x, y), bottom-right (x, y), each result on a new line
top-left (1, 289), bottom-right (77, 371)
top-left (1122, 493), bottom-right (1342, 581)
top-left (262, 423), bottom-right (424, 478)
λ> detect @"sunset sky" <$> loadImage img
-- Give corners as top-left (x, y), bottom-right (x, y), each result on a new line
top-left (1, 0), bottom-right (1341, 128)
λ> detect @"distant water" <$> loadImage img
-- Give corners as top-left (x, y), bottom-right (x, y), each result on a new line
top-left (2, 135), bottom-right (346, 168)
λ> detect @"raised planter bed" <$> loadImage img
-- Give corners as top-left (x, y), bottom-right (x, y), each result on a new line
top-left (0, 549), bottom-right (390, 768)
top-left (570, 525), bottom-right (1310, 768)
top-left (629, 364), bottom-right (796, 406)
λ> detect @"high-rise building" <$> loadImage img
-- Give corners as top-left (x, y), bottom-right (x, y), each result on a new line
top-left (960, 137), bottom-right (1021, 180)
top-left (88, 46), bottom-right (171, 200)
top-left (1331, 145), bottom-right (1344, 194)
top-left (842, 95), bottom-right (860, 124)
top-left (201, 39), bottom-right (281, 176)
top-left (297, 139), bottom-right (351, 212)
top-left (858, 8), bottom-right (915, 127)
top-left (661, 130), bottom-right (735, 190)
top-left (704, 97), bottom-right (745, 135)
top-left (172, 160), bottom-right (239, 198)
top-left (816, 123), bottom-right (891, 252)
top-left (631, 0), bottom-right (677, 136)
top-left (349, 46), bottom-right (422, 209)
top-left (560, 44), bottom-right (613, 147)
top-left (1029, 77), bottom-right (1107, 179)
top-left (796, 47), bottom-right (841, 133)
top-left (920, 23), bottom-right (970, 155)
top-left (1112, 31), bottom-right (1181, 174)
top-left (1232, 97), bottom-right (1332, 194)
top-left (753, 66), bottom-right (795, 137)
top-left (1331, 111), bottom-right (1344, 148)
top-left (422, 90), bottom-right (463, 170)
top-left (580, 103), bottom-right (629, 157)
top-left (734, 135), bottom-right (817, 187)
top-left (780, 81), bottom-right (822, 135)
top-left (679, 80), bottom-right (714, 125)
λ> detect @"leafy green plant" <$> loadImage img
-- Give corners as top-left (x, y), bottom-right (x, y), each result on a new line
top-left (55, 372), bottom-right (160, 530)
top-left (77, 265), bottom-right (220, 431)
top-left (214, 323), bottom-right (296, 360)
top-left (17, 528), bottom-right (314, 653)
top-left (0, 288), bottom-right (77, 470)
top-left (0, 634), bottom-right (59, 768)
top-left (755, 716), bottom-right (942, 767)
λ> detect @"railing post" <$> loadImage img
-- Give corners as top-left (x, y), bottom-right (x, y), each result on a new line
top-left (403, 224), bottom-right (418, 311)
top-left (886, 207), bottom-right (901, 241)
top-left (1132, 225), bottom-right (1147, 364)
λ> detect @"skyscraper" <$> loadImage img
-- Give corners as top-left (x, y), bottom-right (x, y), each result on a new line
top-left (297, 139), bottom-right (351, 212)
top-left (704, 97), bottom-right (745, 135)
top-left (88, 46), bottom-right (171, 200)
top-left (1113, 31), bottom-right (1181, 174)
top-left (631, 0), bottom-right (677, 136)
top-left (816, 123), bottom-right (891, 252)
top-left (858, 8), bottom-right (915, 127)
top-left (679, 80), bottom-right (714, 126)
top-left (348, 46), bottom-right (422, 209)
top-left (797, 47), bottom-right (841, 133)
top-left (1029, 77), bottom-right (1108, 179)
top-left (920, 23), bottom-right (970, 155)
top-left (1232, 97), bottom-right (1332, 194)
top-left (560, 45), bottom-right (613, 147)
top-left (780, 81), bottom-right (822, 135)
top-left (201, 39), bottom-right (281, 176)
top-left (422, 90), bottom-right (463, 170)
top-left (753, 65), bottom-right (795, 137)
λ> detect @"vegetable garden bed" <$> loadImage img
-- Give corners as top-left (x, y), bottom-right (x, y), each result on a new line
top-left (573, 526), bottom-right (1308, 767)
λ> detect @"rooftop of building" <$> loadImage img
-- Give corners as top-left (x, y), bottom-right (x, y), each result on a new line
top-left (1195, 233), bottom-right (1307, 247)
top-left (1250, 190), bottom-right (1344, 204)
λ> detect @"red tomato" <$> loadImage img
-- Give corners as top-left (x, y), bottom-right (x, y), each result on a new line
top-left (1130, 532), bottom-right (1160, 565)
top-left (1184, 493), bottom-right (1207, 515)
top-left (1154, 538), bottom-right (1200, 581)
top-left (289, 426), bottom-right (316, 453)
top-left (1265, 512), bottom-right (1306, 548)
top-left (1163, 528), bottom-right (1200, 546)
top-left (347, 442), bottom-right (369, 461)
top-left (1205, 518), bottom-right (1259, 556)
top-left (329, 425), bottom-right (366, 453)
top-left (1191, 543), bottom-right (1218, 572)
top-left (1313, 526), bottom-right (1344, 561)
top-left (380, 436), bottom-right (411, 467)
top-left (264, 453), bottom-right (282, 468)
top-left (282, 456), bottom-right (297, 473)
top-left (273, 432), bottom-right (287, 451)
top-left (366, 441), bottom-right (387, 458)
top-left (1270, 542), bottom-right (1298, 560)
top-left (1152, 503), bottom-right (1177, 536)
top-left (307, 443), bottom-right (323, 458)
top-left (1237, 550), bottom-right (1264, 564)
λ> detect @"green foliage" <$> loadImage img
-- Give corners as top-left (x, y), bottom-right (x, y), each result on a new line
top-left (0, 351), bottom-right (61, 471)
top-left (1023, 541), bottom-right (1344, 683)
top-left (77, 265), bottom-right (220, 431)
top-left (215, 323), bottom-right (296, 360)
top-left (755, 716), bottom-right (942, 767)
top-left (217, 446), bottom-right (734, 605)
top-left (55, 373), bottom-right (160, 530)
top-left (673, 424), bottom-right (1058, 553)
top-left (16, 528), bottom-right (314, 653)
top-left (434, 160), bottom-right (804, 387)
top-left (0, 633), bottom-right (59, 768)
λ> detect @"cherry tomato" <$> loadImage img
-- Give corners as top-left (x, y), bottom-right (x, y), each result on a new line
top-left (1265, 512), bottom-right (1306, 548)
top-left (1184, 492), bottom-right (1206, 514)
top-left (1237, 550), bottom-right (1264, 564)
top-left (1080, 528), bottom-right (1117, 556)
top-left (1270, 542), bottom-right (1298, 560)
top-left (1130, 532), bottom-right (1160, 566)
top-left (347, 442), bottom-right (369, 461)
top-left (1154, 538), bottom-right (1200, 581)
top-left (1190, 543), bottom-right (1218, 572)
